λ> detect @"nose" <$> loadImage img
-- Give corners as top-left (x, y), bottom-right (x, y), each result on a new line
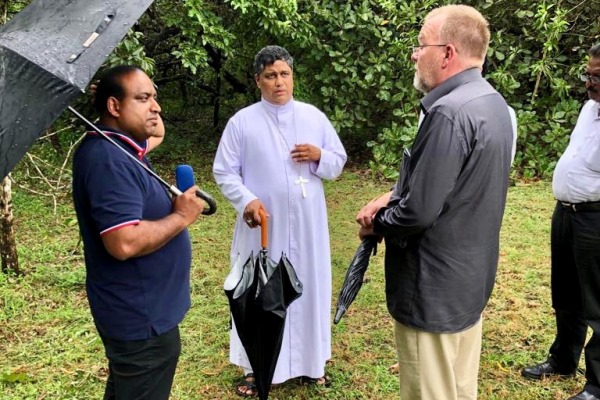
top-left (411, 51), bottom-right (418, 63)
top-left (151, 98), bottom-right (161, 113)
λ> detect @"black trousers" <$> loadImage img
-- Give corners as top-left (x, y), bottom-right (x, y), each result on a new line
top-left (98, 325), bottom-right (181, 400)
top-left (549, 202), bottom-right (600, 395)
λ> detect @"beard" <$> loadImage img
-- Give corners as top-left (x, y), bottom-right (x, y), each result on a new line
top-left (588, 86), bottom-right (600, 103)
top-left (413, 68), bottom-right (432, 94)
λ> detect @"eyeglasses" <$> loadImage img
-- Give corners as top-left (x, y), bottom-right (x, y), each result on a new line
top-left (412, 44), bottom-right (447, 54)
top-left (580, 73), bottom-right (600, 85)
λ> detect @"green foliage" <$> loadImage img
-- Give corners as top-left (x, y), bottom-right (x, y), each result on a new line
top-left (228, 0), bottom-right (313, 42)
top-left (295, 0), bottom-right (430, 160)
top-left (368, 117), bottom-right (418, 180)
top-left (162, 0), bottom-right (234, 75)
top-left (515, 99), bottom-right (580, 179)
top-left (6, 0), bottom-right (600, 190)
top-left (105, 31), bottom-right (155, 75)
top-left (1, 0), bottom-right (30, 20)
top-left (143, 0), bottom-right (600, 179)
top-left (359, 0), bottom-right (599, 180)
top-left (475, 0), bottom-right (598, 179)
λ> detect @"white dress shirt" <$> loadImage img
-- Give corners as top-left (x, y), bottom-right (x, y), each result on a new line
top-left (553, 100), bottom-right (600, 203)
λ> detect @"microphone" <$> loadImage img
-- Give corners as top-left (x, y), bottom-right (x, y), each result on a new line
top-left (174, 164), bottom-right (217, 215)
top-left (175, 164), bottom-right (195, 192)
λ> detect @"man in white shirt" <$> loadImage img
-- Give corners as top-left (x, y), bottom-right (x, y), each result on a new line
top-left (522, 43), bottom-right (600, 400)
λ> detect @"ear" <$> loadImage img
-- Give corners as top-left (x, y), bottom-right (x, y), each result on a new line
top-left (254, 74), bottom-right (260, 88)
top-left (107, 97), bottom-right (120, 118)
top-left (441, 44), bottom-right (458, 68)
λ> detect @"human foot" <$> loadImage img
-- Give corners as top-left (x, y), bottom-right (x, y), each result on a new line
top-left (299, 375), bottom-right (332, 387)
top-left (235, 373), bottom-right (257, 397)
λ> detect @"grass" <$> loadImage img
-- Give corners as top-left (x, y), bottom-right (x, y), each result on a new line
top-left (0, 169), bottom-right (588, 399)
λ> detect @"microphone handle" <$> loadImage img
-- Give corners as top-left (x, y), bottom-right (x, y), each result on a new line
top-left (195, 188), bottom-right (217, 216)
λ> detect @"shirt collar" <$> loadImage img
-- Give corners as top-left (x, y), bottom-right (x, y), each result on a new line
top-left (420, 68), bottom-right (482, 113)
top-left (86, 125), bottom-right (148, 160)
top-left (261, 97), bottom-right (294, 117)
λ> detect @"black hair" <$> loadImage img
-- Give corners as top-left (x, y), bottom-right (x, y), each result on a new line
top-left (253, 45), bottom-right (294, 76)
top-left (93, 65), bottom-right (142, 115)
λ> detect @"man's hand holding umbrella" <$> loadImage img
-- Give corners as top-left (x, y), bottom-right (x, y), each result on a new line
top-left (331, 191), bottom-right (392, 325)
top-left (224, 208), bottom-right (303, 399)
top-left (356, 191), bottom-right (391, 240)
top-left (244, 199), bottom-right (269, 228)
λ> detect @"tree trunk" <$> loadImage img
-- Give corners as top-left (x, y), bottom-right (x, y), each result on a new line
top-left (0, 176), bottom-right (20, 275)
top-left (0, 1), bottom-right (6, 25)
top-left (0, 1), bottom-right (20, 275)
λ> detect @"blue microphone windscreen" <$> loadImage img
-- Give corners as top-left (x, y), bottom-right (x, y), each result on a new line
top-left (175, 164), bottom-right (195, 192)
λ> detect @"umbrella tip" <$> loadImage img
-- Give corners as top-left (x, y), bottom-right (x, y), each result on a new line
top-left (333, 307), bottom-right (346, 324)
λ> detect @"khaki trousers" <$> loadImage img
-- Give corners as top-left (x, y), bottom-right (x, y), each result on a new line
top-left (394, 318), bottom-right (483, 400)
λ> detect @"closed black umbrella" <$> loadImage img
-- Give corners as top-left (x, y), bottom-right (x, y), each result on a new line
top-left (0, 0), bottom-right (216, 214)
top-left (224, 210), bottom-right (303, 399)
top-left (334, 237), bottom-right (378, 324)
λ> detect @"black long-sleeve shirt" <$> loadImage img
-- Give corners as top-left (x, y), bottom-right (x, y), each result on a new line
top-left (374, 68), bottom-right (512, 333)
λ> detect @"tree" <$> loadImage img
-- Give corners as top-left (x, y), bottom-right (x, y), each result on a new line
top-left (0, 176), bottom-right (19, 275)
top-left (0, 0), bottom-right (27, 275)
top-left (7, 0), bottom-right (600, 210)
top-left (133, 0), bottom-right (598, 179)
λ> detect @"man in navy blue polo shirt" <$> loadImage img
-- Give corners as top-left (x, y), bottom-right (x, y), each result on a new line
top-left (72, 65), bottom-right (206, 399)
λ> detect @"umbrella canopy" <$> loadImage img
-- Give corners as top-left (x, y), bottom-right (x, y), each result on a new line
top-left (334, 237), bottom-right (378, 324)
top-left (224, 210), bottom-right (303, 399)
top-left (0, 0), bottom-right (155, 179)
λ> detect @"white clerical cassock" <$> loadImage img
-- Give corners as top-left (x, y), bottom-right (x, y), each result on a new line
top-left (213, 97), bottom-right (347, 383)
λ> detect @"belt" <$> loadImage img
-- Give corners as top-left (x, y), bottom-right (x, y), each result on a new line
top-left (560, 201), bottom-right (600, 212)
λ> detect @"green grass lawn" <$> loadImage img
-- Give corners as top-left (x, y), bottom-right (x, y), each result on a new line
top-left (0, 171), bottom-right (587, 399)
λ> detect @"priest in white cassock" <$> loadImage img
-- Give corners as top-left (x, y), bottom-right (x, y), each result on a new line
top-left (213, 45), bottom-right (347, 396)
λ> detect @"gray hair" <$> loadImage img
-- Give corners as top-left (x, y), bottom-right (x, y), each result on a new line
top-left (253, 45), bottom-right (294, 76)
top-left (590, 43), bottom-right (600, 58)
